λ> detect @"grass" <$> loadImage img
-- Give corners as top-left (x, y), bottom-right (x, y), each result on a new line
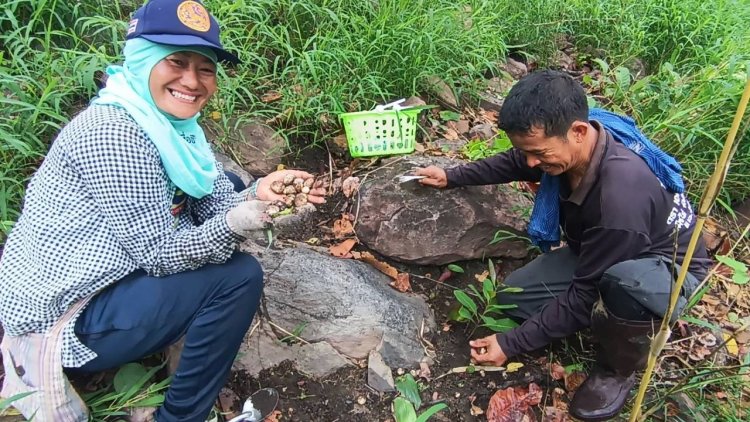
top-left (1, 1), bottom-right (749, 414)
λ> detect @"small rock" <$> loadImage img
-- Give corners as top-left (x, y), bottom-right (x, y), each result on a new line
top-left (425, 76), bottom-right (459, 110)
top-left (469, 123), bottom-right (496, 141)
top-left (552, 51), bottom-right (575, 70)
top-left (501, 58), bottom-right (528, 79)
top-left (368, 351), bottom-right (396, 392)
top-left (357, 396), bottom-right (367, 405)
top-left (403, 96), bottom-right (427, 107)
top-left (477, 92), bottom-right (504, 114)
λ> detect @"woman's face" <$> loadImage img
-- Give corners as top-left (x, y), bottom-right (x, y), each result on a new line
top-left (149, 51), bottom-right (217, 119)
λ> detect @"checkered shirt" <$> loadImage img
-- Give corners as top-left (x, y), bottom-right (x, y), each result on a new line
top-left (0, 104), bottom-right (243, 368)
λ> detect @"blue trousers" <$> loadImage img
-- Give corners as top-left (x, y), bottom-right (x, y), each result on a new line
top-left (68, 173), bottom-right (262, 422)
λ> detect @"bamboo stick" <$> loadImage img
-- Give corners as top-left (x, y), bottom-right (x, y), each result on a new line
top-left (628, 74), bottom-right (750, 421)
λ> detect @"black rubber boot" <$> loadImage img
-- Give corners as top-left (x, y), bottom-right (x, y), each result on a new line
top-left (569, 301), bottom-right (657, 421)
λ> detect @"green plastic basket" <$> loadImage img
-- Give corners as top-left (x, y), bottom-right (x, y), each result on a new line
top-left (339, 108), bottom-right (422, 157)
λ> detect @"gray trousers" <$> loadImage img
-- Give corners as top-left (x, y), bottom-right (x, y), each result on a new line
top-left (499, 247), bottom-right (700, 322)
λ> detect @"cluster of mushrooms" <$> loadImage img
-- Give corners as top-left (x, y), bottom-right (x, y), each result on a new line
top-left (266, 174), bottom-right (315, 216)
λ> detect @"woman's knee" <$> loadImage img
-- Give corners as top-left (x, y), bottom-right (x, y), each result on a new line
top-left (223, 252), bottom-right (264, 298)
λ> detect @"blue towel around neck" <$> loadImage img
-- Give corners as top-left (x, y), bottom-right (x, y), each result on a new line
top-left (527, 108), bottom-right (685, 252)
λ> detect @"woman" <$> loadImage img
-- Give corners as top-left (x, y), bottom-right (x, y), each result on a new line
top-left (0, 0), bottom-right (325, 420)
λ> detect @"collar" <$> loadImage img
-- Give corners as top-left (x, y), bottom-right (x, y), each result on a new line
top-left (567, 120), bottom-right (609, 205)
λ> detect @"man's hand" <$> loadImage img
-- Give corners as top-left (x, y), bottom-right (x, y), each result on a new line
top-left (415, 166), bottom-right (448, 188)
top-left (256, 170), bottom-right (327, 204)
top-left (226, 200), bottom-right (272, 237)
top-left (469, 334), bottom-right (508, 366)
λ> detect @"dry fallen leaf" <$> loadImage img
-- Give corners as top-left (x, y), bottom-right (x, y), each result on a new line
top-left (549, 362), bottom-right (565, 381)
top-left (390, 272), bottom-right (411, 292)
top-left (332, 134), bottom-right (349, 150)
top-left (723, 332), bottom-right (740, 356)
top-left (475, 270), bottom-right (490, 282)
top-left (419, 361), bottom-right (432, 380)
top-left (543, 406), bottom-right (569, 422)
top-left (688, 345), bottom-right (712, 362)
top-left (342, 176), bottom-right (361, 198)
top-left (470, 394), bottom-right (484, 416)
top-left (506, 362), bottom-right (524, 373)
top-left (486, 383), bottom-right (543, 422)
top-left (332, 216), bottom-right (354, 238)
top-left (356, 251), bottom-right (399, 279)
top-left (443, 127), bottom-right (460, 141)
top-left (218, 388), bottom-right (239, 420)
top-left (563, 371), bottom-right (587, 393)
top-left (264, 410), bottom-right (282, 422)
top-left (551, 387), bottom-right (568, 411)
top-left (329, 239), bottom-right (357, 258)
top-left (261, 91), bottom-right (283, 103)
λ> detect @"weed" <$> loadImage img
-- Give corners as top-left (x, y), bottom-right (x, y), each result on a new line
top-left (392, 374), bottom-right (447, 422)
top-left (451, 259), bottom-right (520, 335)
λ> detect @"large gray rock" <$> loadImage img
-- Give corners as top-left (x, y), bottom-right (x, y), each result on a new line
top-left (236, 245), bottom-right (435, 372)
top-left (355, 156), bottom-right (532, 265)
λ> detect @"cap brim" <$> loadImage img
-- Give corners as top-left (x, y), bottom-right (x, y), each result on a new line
top-left (141, 34), bottom-right (241, 65)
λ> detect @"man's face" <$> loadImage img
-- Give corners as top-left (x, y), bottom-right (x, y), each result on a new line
top-left (509, 123), bottom-right (587, 176)
top-left (149, 51), bottom-right (218, 119)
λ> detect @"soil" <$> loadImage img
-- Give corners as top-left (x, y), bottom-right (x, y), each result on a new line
top-left (216, 145), bottom-right (591, 422)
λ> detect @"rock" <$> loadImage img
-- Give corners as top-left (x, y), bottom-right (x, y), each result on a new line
top-left (206, 119), bottom-right (287, 176)
top-left (469, 123), bottom-right (496, 141)
top-left (734, 197), bottom-right (750, 228)
top-left (367, 351), bottom-right (396, 392)
top-left (425, 76), bottom-right (459, 110)
top-left (552, 50), bottom-right (575, 70)
top-left (236, 325), bottom-right (352, 378)
top-left (501, 58), bottom-right (528, 80)
top-left (477, 92), bottom-right (504, 114)
top-left (434, 138), bottom-right (468, 154)
top-left (403, 96), bottom-right (427, 107)
top-left (356, 156), bottom-right (532, 265)
top-left (236, 246), bottom-right (436, 369)
top-left (215, 152), bottom-right (254, 187)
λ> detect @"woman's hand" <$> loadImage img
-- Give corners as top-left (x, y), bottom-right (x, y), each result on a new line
top-left (414, 166), bottom-right (448, 188)
top-left (226, 200), bottom-right (272, 237)
top-left (469, 334), bottom-right (508, 366)
top-left (256, 170), bottom-right (327, 204)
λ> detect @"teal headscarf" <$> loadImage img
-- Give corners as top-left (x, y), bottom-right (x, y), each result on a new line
top-left (92, 38), bottom-right (219, 198)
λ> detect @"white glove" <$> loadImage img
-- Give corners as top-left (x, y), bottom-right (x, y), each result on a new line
top-left (226, 200), bottom-right (272, 237)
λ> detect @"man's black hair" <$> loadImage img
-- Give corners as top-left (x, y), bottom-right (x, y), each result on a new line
top-left (498, 70), bottom-right (588, 138)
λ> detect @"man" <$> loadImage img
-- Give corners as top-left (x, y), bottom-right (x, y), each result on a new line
top-left (416, 70), bottom-right (710, 420)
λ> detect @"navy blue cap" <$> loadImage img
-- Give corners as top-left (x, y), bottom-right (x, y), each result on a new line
top-left (126, 0), bottom-right (241, 64)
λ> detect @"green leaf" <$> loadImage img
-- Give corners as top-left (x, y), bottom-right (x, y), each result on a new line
top-left (416, 403), bottom-right (448, 422)
top-left (682, 315), bottom-right (720, 331)
top-left (728, 312), bottom-right (739, 323)
top-left (487, 259), bottom-right (497, 283)
top-left (393, 397), bottom-right (417, 422)
top-left (564, 363), bottom-right (584, 373)
top-left (395, 374), bottom-right (422, 409)
top-left (0, 391), bottom-right (36, 410)
top-left (499, 286), bottom-right (524, 293)
top-left (439, 110), bottom-right (461, 121)
top-left (457, 306), bottom-right (473, 321)
top-left (486, 304), bottom-right (518, 312)
top-left (454, 290), bottom-right (477, 315)
top-left (447, 264), bottom-right (464, 273)
top-left (131, 394), bottom-right (165, 407)
top-left (715, 255), bottom-right (749, 285)
top-left (482, 279), bottom-right (495, 302)
top-left (614, 66), bottom-right (631, 90)
top-left (482, 318), bottom-right (519, 333)
top-left (113, 363), bottom-right (149, 394)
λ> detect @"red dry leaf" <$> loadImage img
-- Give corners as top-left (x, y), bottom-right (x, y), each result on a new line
top-left (486, 383), bottom-right (543, 422)
top-left (549, 362), bottom-right (565, 381)
top-left (332, 216), bottom-right (354, 239)
top-left (543, 406), bottom-right (569, 422)
top-left (329, 239), bottom-right (357, 258)
top-left (390, 272), bottom-right (411, 292)
top-left (264, 410), bottom-right (283, 422)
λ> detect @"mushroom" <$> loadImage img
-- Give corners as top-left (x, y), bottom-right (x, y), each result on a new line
top-left (270, 180), bottom-right (285, 194)
top-left (301, 186), bottom-right (310, 194)
top-left (294, 193), bottom-right (308, 207)
top-left (283, 185), bottom-right (297, 195)
top-left (303, 178), bottom-right (315, 188)
top-left (283, 174), bottom-right (295, 185)
top-left (266, 204), bottom-right (281, 216)
top-left (282, 195), bottom-right (295, 207)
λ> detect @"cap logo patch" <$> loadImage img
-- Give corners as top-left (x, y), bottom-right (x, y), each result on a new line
top-left (176, 1), bottom-right (211, 32)
top-left (127, 18), bottom-right (138, 36)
